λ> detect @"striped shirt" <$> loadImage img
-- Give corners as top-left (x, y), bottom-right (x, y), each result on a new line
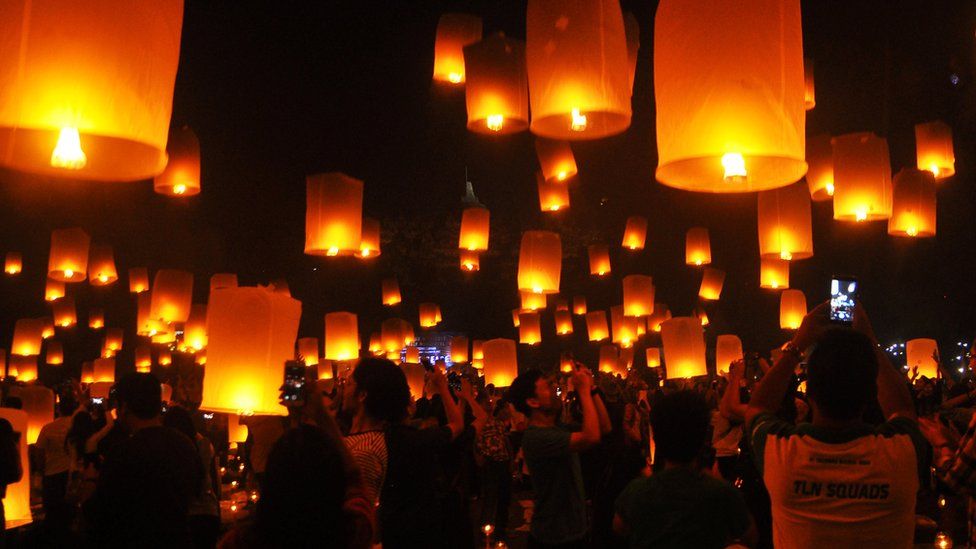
top-left (345, 431), bottom-right (387, 505)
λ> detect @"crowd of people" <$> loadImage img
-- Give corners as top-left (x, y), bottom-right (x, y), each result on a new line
top-left (1, 302), bottom-right (975, 548)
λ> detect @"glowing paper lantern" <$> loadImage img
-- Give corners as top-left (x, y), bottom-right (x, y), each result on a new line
top-left (620, 347), bottom-right (635, 370)
top-left (44, 279), bottom-right (65, 302)
top-left (518, 312), bottom-right (542, 345)
top-left (201, 287), bottom-right (302, 416)
top-left (324, 312), bottom-right (359, 361)
top-left (0, 408), bottom-right (31, 528)
top-left (537, 172), bottom-right (570, 212)
top-left (195, 351), bottom-right (206, 365)
top-left (403, 362), bottom-right (425, 400)
top-left (472, 340), bottom-right (485, 369)
top-left (381, 318), bottom-right (407, 354)
top-left (779, 289), bottom-right (807, 330)
top-left (80, 361), bottom-right (93, 384)
top-left (588, 244), bottom-right (611, 276)
top-left (305, 172), bottom-right (364, 257)
top-left (636, 317), bottom-right (647, 337)
top-left (450, 336), bottom-right (469, 363)
top-left (129, 267), bottom-right (149, 293)
top-left (511, 309), bottom-right (521, 328)
top-left (210, 273), bottom-right (238, 292)
top-left (460, 250), bottom-right (481, 272)
top-left (404, 346), bottom-right (420, 364)
top-left (661, 317), bottom-right (707, 378)
top-left (654, 0), bottom-right (805, 192)
top-left (520, 291), bottom-right (547, 312)
top-left (419, 303), bottom-right (441, 328)
top-left (88, 308), bottom-right (104, 330)
top-left (8, 354), bottom-right (35, 380)
top-left (758, 182), bottom-right (813, 260)
top-left (93, 357), bottom-right (115, 383)
top-left (458, 207), bottom-right (490, 251)
top-left (183, 304), bottom-right (208, 351)
top-left (382, 278), bottom-right (402, 306)
top-left (560, 353), bottom-right (574, 373)
top-left (698, 268), bottom-right (725, 301)
top-left (804, 59), bottom-right (815, 110)
top-left (915, 121), bottom-right (954, 179)
top-left (586, 311), bottom-right (610, 342)
top-left (806, 134), bottom-right (834, 201)
top-left (554, 310), bottom-right (573, 335)
top-left (573, 296), bottom-right (587, 315)
top-left (90, 381), bottom-right (112, 400)
top-left (158, 349), bottom-right (172, 367)
top-left (526, 0), bottom-right (631, 139)
top-left (685, 228), bottom-right (711, 266)
top-left (12, 319), bottom-right (43, 356)
top-left (297, 338), bottom-right (319, 366)
top-left (715, 335), bottom-right (743, 375)
top-left (622, 275), bottom-right (655, 317)
top-left (4, 252), bottom-right (21, 275)
top-left (45, 340), bottom-right (63, 365)
top-left (622, 216), bottom-right (648, 251)
top-left (228, 414), bottom-right (249, 444)
top-left (646, 347), bottom-right (661, 367)
top-left (463, 33), bottom-right (528, 134)
top-left (624, 12), bottom-right (640, 95)
top-left (0, 1), bottom-right (183, 181)
top-left (611, 305), bottom-right (637, 348)
top-left (103, 329), bottom-right (123, 354)
top-left (150, 269), bottom-right (193, 324)
top-left (760, 258), bottom-right (790, 289)
top-left (358, 218), bottom-right (381, 259)
top-left (135, 345), bottom-right (152, 373)
top-left (16, 385), bottom-right (53, 445)
top-left (517, 231), bottom-right (561, 294)
top-left (535, 139), bottom-right (578, 183)
top-left (137, 293), bottom-right (166, 337)
top-left (316, 362), bottom-right (335, 381)
top-left (906, 338), bottom-right (939, 379)
top-left (599, 345), bottom-right (620, 374)
top-left (150, 331), bottom-right (174, 346)
top-left (649, 304), bottom-right (671, 333)
top-left (888, 168), bottom-right (936, 238)
top-left (154, 125), bottom-right (201, 196)
top-left (832, 132), bottom-right (892, 222)
top-left (432, 13), bottom-right (482, 85)
top-left (482, 338), bottom-right (518, 387)
top-left (48, 228), bottom-right (90, 282)
top-left (52, 297), bottom-right (77, 328)
top-left (695, 307), bottom-right (710, 327)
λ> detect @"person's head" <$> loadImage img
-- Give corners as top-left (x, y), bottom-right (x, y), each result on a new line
top-left (507, 370), bottom-right (560, 418)
top-left (114, 373), bottom-right (162, 427)
top-left (806, 328), bottom-right (878, 422)
top-left (162, 405), bottom-right (197, 441)
top-left (343, 358), bottom-right (410, 424)
top-left (66, 411), bottom-right (95, 455)
top-left (650, 390), bottom-right (711, 465)
top-left (58, 394), bottom-right (79, 417)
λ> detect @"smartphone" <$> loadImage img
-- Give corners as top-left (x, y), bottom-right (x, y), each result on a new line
top-left (447, 371), bottom-right (462, 393)
top-left (830, 276), bottom-right (858, 325)
top-left (281, 360), bottom-right (306, 406)
top-left (90, 397), bottom-right (104, 406)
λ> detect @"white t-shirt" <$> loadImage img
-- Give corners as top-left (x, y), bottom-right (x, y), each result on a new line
top-left (749, 413), bottom-right (928, 549)
top-left (36, 416), bottom-right (74, 476)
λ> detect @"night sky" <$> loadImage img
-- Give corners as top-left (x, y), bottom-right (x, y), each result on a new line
top-left (0, 0), bottom-right (974, 376)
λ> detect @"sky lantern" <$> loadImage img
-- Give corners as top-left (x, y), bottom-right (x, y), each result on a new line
top-left (305, 172), bottom-right (364, 257)
top-left (698, 268), bottom-right (725, 301)
top-left (9, 355), bottom-right (36, 381)
top-left (611, 305), bottom-right (637, 348)
top-left (622, 275), bottom-right (655, 317)
top-left (520, 290), bottom-right (547, 312)
top-left (648, 304), bottom-right (671, 333)
top-left (151, 330), bottom-right (175, 346)
top-left (779, 289), bottom-right (807, 330)
top-left (158, 348), bottom-right (172, 367)
top-left (458, 207), bottom-right (490, 251)
top-left (402, 361), bottom-right (425, 399)
top-left (298, 337), bottom-right (319, 366)
top-left (694, 307), bottom-right (709, 327)
top-left (573, 296), bottom-right (587, 315)
top-left (517, 231), bottom-right (561, 294)
top-left (915, 120), bottom-right (954, 180)
top-left (459, 249), bottom-right (481, 272)
top-left (129, 267), bottom-right (150, 293)
top-left (511, 309), bottom-right (521, 328)
top-left (15, 385), bottom-right (53, 445)
top-left (150, 269), bottom-right (194, 325)
top-left (324, 312), bottom-right (359, 361)
top-left (535, 138), bottom-right (578, 183)
top-left (0, 1), bottom-right (183, 182)
top-left (624, 12), bottom-right (640, 96)
top-left (88, 244), bottom-right (118, 286)
top-left (806, 134), bottom-right (834, 201)
top-left (80, 361), bottom-right (93, 384)
top-left (519, 312), bottom-right (542, 345)
top-left (906, 338), bottom-right (939, 379)
top-left (104, 328), bottom-right (124, 355)
top-left (404, 346), bottom-right (420, 364)
top-left (560, 353), bottom-right (574, 373)
top-left (316, 361), bottom-right (335, 381)
top-left (40, 318), bottom-right (54, 340)
top-left (183, 304), bottom-right (208, 351)
top-left (135, 345), bottom-right (153, 373)
top-left (526, 0), bottom-right (631, 139)
top-left (381, 318), bottom-right (407, 355)
top-left (382, 277), bottom-right (402, 306)
top-left (654, 0), bottom-right (805, 192)
top-left (804, 59), bottom-right (815, 110)
top-left (661, 317), bottom-right (707, 378)
top-left (620, 347), bottom-right (635, 370)
top-left (622, 216), bottom-right (648, 251)
top-left (888, 168), bottom-right (937, 238)
top-left (202, 287), bottom-right (301, 416)
top-left (137, 292), bottom-right (165, 337)
top-left (831, 132), bottom-right (892, 222)
top-left (12, 319), bottom-right (43, 356)
top-left (472, 340), bottom-right (485, 369)
top-left (4, 252), bottom-right (21, 275)
top-left (419, 303), bottom-right (441, 328)
top-left (685, 228), bottom-right (711, 266)
top-left (451, 336), bottom-right (469, 363)
top-left (48, 228), bottom-right (90, 282)
top-left (228, 414), bottom-right (248, 445)
top-left (715, 334), bottom-right (743, 375)
top-left (758, 182), bottom-right (813, 261)
top-left (554, 310), bottom-right (574, 335)
top-left (52, 296), bottom-right (77, 328)
top-left (537, 172), bottom-right (570, 212)
top-left (90, 381), bottom-right (112, 400)
top-left (358, 218), bottom-right (381, 259)
top-left (432, 13), bottom-right (482, 86)
top-left (586, 311), bottom-right (610, 342)
top-left (760, 257), bottom-right (790, 289)
top-left (154, 125), bottom-right (201, 196)
top-left (599, 345), bottom-right (620, 374)
top-left (210, 273), bottom-right (238, 292)
top-left (45, 340), bottom-right (63, 365)
top-left (400, 320), bottom-right (415, 348)
top-left (93, 357), bottom-right (115, 383)
top-left (45, 279), bottom-right (65, 302)
top-left (483, 338), bottom-right (517, 388)
top-left (588, 244), bottom-right (612, 276)
top-left (0, 408), bottom-right (31, 528)
top-left (87, 308), bottom-right (105, 330)
top-left (646, 347), bottom-right (661, 368)
top-left (463, 33), bottom-right (528, 134)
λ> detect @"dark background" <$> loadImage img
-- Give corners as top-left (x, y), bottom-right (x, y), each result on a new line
top-left (0, 0), bottom-right (974, 377)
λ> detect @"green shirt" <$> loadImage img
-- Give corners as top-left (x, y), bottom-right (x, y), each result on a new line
top-left (521, 424), bottom-right (587, 543)
top-left (614, 467), bottom-right (750, 549)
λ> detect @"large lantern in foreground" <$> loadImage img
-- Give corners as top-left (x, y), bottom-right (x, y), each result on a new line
top-left (757, 182), bottom-right (813, 260)
top-left (537, 172), bottom-right (570, 212)
top-left (526, 0), bottom-right (632, 139)
top-left (622, 275), bottom-right (654, 317)
top-left (535, 139), bottom-right (577, 183)
top-left (661, 317), bottom-right (707, 378)
top-left (888, 168), bottom-right (936, 238)
top-left (16, 385), bottom-right (53, 445)
top-left (48, 228), bottom-right (90, 282)
top-left (305, 172), bottom-right (364, 257)
top-left (685, 228), bottom-right (711, 266)
top-left (154, 125), bottom-right (201, 196)
top-left (915, 120), bottom-right (954, 180)
top-left (483, 338), bottom-right (518, 388)
top-left (654, 0), bottom-right (805, 192)
top-left (459, 207), bottom-right (490, 251)
top-left (0, 408), bottom-right (31, 528)
top-left (588, 244), bottom-right (611, 276)
top-left (779, 289), bottom-right (807, 330)
top-left (698, 268), bottom-right (725, 301)
top-left (760, 257), bottom-right (790, 289)
top-left (324, 312), bottom-right (359, 361)
top-left (715, 334), bottom-right (743, 375)
top-left (906, 338), bottom-right (939, 379)
top-left (202, 287), bottom-right (302, 416)
top-left (150, 269), bottom-right (193, 324)
top-left (806, 134), bottom-right (834, 201)
top-left (463, 33), bottom-right (528, 134)
top-left (518, 231), bottom-right (561, 294)
top-left (433, 13), bottom-right (482, 86)
top-left (0, 1), bottom-right (183, 181)
top-left (831, 132), bottom-right (892, 222)
top-left (622, 216), bottom-right (648, 251)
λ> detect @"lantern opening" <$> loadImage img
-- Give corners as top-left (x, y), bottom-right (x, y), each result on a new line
top-left (780, 250), bottom-right (792, 261)
top-left (570, 108), bottom-right (587, 132)
top-left (906, 226), bottom-right (918, 237)
top-left (486, 114), bottom-right (504, 132)
top-left (556, 171), bottom-right (567, 181)
top-left (855, 209), bottom-right (867, 222)
top-left (448, 72), bottom-right (463, 84)
top-left (721, 152), bottom-right (746, 182)
top-left (51, 127), bottom-right (87, 170)
top-left (928, 164), bottom-right (940, 178)
top-left (327, 247), bottom-right (339, 256)
top-left (173, 184), bottom-right (188, 195)
top-left (97, 274), bottom-right (108, 283)
top-left (64, 269), bottom-right (74, 279)
top-left (825, 182), bottom-right (835, 196)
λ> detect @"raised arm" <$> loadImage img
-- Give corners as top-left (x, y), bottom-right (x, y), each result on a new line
top-left (720, 360), bottom-right (749, 421)
top-left (592, 390), bottom-right (613, 436)
top-left (569, 368), bottom-right (601, 451)
top-left (853, 305), bottom-right (916, 420)
top-left (458, 378), bottom-right (488, 422)
top-left (429, 368), bottom-right (465, 440)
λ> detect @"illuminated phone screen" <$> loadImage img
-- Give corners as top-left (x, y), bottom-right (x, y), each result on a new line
top-left (830, 278), bottom-right (858, 325)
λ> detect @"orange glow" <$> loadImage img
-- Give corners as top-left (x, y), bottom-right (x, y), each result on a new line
top-left (648, 304), bottom-right (671, 333)
top-left (906, 338), bottom-right (939, 379)
top-left (88, 243), bottom-right (118, 286)
top-left (511, 309), bottom-right (521, 328)
top-left (0, 409), bottom-right (32, 528)
top-left (535, 138), bottom-right (577, 183)
top-left (158, 349), bottom-right (172, 367)
top-left (695, 307), bottom-right (710, 327)
top-left (463, 33), bottom-right (528, 134)
top-left (228, 414), bottom-right (249, 444)
top-left (624, 12), bottom-right (640, 96)
top-left (517, 231), bottom-right (561, 294)
top-left (52, 297), bottom-right (77, 328)
top-left (433, 13), bottom-right (482, 85)
top-left (646, 347), bottom-right (661, 368)
top-left (715, 335), bottom-right (743, 375)
top-left (451, 336), bottom-right (469, 363)
top-left (184, 304), bottom-right (208, 351)
top-left (779, 289), bottom-right (807, 330)
top-left (760, 257), bottom-right (790, 289)
top-left (805, 134), bottom-right (834, 202)
top-left (661, 317), bottom-right (707, 378)
top-left (45, 278), bottom-right (65, 302)
top-left (888, 168), bottom-right (936, 238)
top-left (599, 345), bottom-right (621, 375)
top-left (154, 126), bottom-right (201, 196)
top-left (537, 172), bottom-right (570, 212)
top-left (588, 244), bottom-right (612, 276)
top-left (4, 252), bottom-right (21, 275)
top-left (573, 296), bottom-right (587, 315)
top-left (520, 290), bottom-right (547, 312)
top-left (560, 353), bottom-right (574, 373)
top-left (104, 328), bottom-right (123, 353)
top-left (555, 310), bottom-right (573, 335)
top-left (129, 267), bottom-right (149, 293)
top-left (758, 182), bottom-right (813, 260)
top-left (14, 386), bottom-right (53, 445)
top-left (419, 303), bottom-right (441, 328)
top-left (324, 312), bottom-right (359, 361)
top-left (586, 311), bottom-right (610, 342)
top-left (518, 312), bottom-right (542, 345)
top-left (698, 267), bottom-right (725, 301)
top-left (459, 249), bottom-right (480, 272)
top-left (135, 345), bottom-right (153, 373)
top-left (458, 207), bottom-right (490, 251)
top-left (831, 133), bottom-right (892, 222)
top-left (803, 58), bottom-right (815, 110)
top-left (12, 319), bottom-right (44, 356)
top-left (45, 340), bottom-right (63, 365)
top-left (305, 172), bottom-right (364, 257)
top-left (297, 338), bottom-right (319, 366)
top-left (622, 216), bottom-right (648, 250)
top-left (93, 357), bottom-right (115, 383)
top-left (150, 269), bottom-right (194, 324)
top-left (381, 277), bottom-right (402, 306)
top-left (48, 228), bottom-right (90, 282)
top-left (482, 339), bottom-right (517, 387)
top-left (622, 275), bottom-right (655, 317)
top-left (685, 227), bottom-right (711, 266)
top-left (611, 305), bottom-right (637, 348)
top-left (50, 127), bottom-right (87, 170)
top-left (915, 120), bottom-right (954, 180)
top-left (80, 361), bottom-right (94, 384)
top-left (358, 218), bottom-right (381, 258)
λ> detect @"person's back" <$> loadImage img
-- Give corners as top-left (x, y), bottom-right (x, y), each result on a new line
top-left (521, 423), bottom-right (587, 543)
top-left (37, 414), bottom-right (74, 477)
